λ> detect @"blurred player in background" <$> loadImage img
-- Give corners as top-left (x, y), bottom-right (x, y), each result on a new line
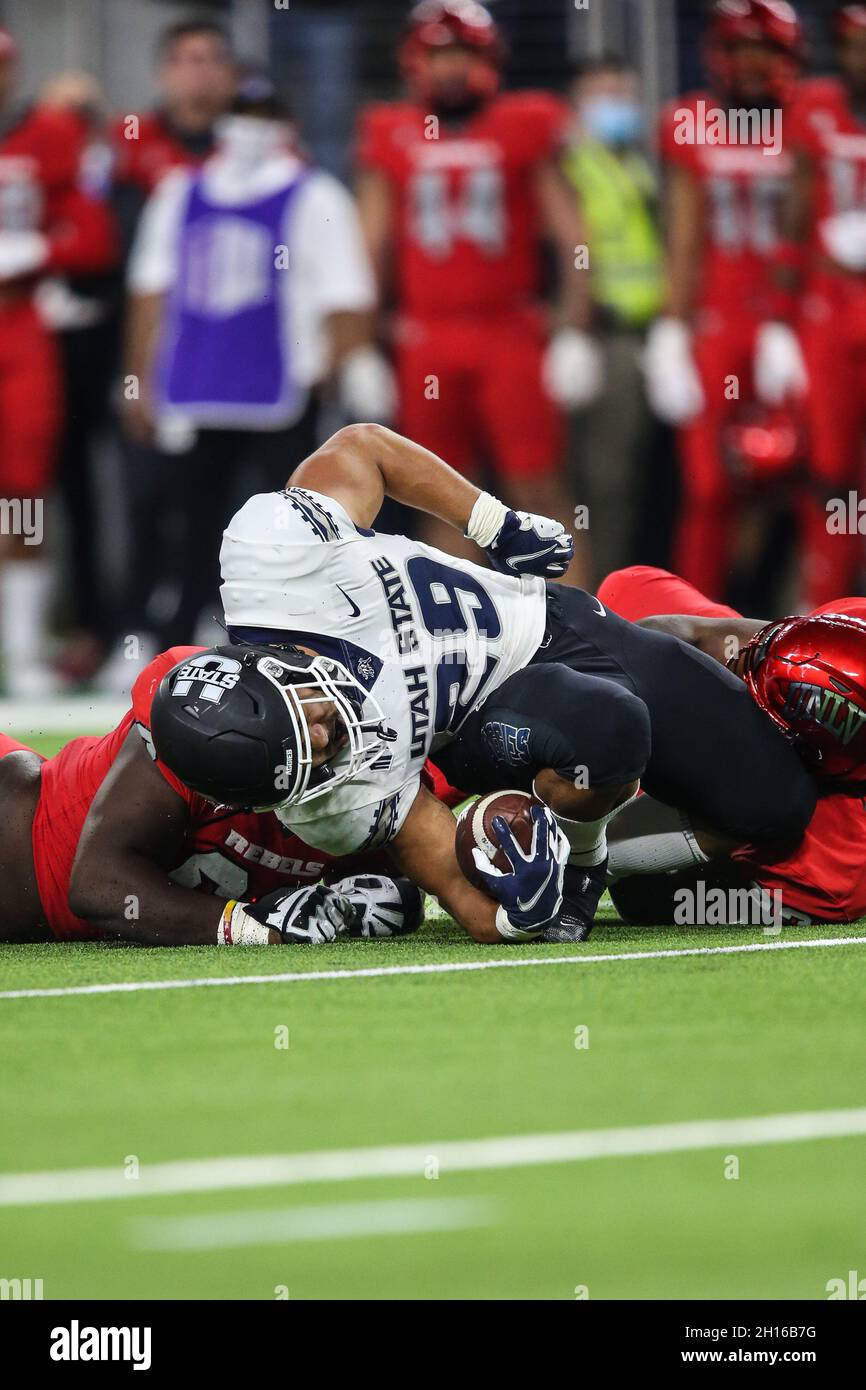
top-left (0, 26), bottom-right (116, 697)
top-left (111, 18), bottom-right (236, 250)
top-left (646, 0), bottom-right (804, 603)
top-left (99, 18), bottom-right (237, 694)
top-left (772, 4), bottom-right (866, 608)
top-left (116, 76), bottom-right (378, 664)
top-left (356, 0), bottom-right (600, 572)
top-left (562, 53), bottom-right (665, 586)
top-left (37, 70), bottom-right (119, 684)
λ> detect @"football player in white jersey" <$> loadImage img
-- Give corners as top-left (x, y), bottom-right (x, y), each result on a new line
top-left (151, 424), bottom-right (818, 944)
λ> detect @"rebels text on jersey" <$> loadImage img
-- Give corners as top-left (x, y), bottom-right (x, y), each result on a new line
top-left (220, 488), bottom-right (548, 855)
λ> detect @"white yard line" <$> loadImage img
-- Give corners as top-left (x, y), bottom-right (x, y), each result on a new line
top-left (0, 696), bottom-right (126, 735)
top-left (2, 1107), bottom-right (865, 1209)
top-left (2, 933), bottom-right (865, 1002)
top-left (129, 1196), bottom-right (498, 1250)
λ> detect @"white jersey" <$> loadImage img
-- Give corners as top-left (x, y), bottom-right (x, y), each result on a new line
top-left (220, 488), bottom-right (547, 854)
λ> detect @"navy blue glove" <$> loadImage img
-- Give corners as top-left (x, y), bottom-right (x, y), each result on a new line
top-left (486, 509), bottom-right (574, 579)
top-left (472, 805), bottom-right (569, 941)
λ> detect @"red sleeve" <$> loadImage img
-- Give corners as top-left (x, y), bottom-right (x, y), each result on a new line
top-left (356, 103), bottom-right (403, 177)
top-left (28, 109), bottom-right (119, 274)
top-left (657, 95), bottom-right (699, 171)
top-left (32, 108), bottom-right (86, 186)
top-left (43, 184), bottom-right (118, 274)
top-left (492, 92), bottom-right (572, 165)
top-left (131, 646), bottom-right (204, 805)
top-left (519, 92), bottom-right (573, 161)
top-left (597, 566), bottom-right (740, 622)
top-left (784, 80), bottom-right (844, 159)
top-left (422, 759), bottom-right (467, 809)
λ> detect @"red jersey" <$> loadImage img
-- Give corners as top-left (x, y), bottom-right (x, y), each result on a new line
top-left (658, 90), bottom-right (793, 312)
top-left (786, 78), bottom-right (866, 274)
top-left (110, 111), bottom-right (213, 196)
top-left (357, 90), bottom-right (570, 318)
top-left (0, 105), bottom-right (117, 277)
top-left (599, 565), bottom-right (866, 923)
top-left (32, 647), bottom-right (336, 941)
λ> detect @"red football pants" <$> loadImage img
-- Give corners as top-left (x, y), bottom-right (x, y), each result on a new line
top-left (396, 306), bottom-right (563, 482)
top-left (674, 311), bottom-right (760, 600)
top-left (799, 278), bottom-right (866, 608)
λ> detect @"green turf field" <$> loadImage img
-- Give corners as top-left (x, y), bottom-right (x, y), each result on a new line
top-left (1, 726), bottom-right (863, 1301)
top-left (2, 904), bottom-right (865, 1301)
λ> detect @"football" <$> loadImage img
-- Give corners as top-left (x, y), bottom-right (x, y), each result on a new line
top-left (455, 789), bottom-right (542, 894)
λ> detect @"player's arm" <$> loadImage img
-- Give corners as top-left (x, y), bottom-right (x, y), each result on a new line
top-left (290, 423), bottom-right (574, 577)
top-left (291, 423), bottom-right (477, 530)
top-left (68, 731), bottom-right (268, 946)
top-left (123, 292), bottom-right (163, 442)
top-left (389, 784), bottom-right (569, 945)
top-left (388, 785), bottom-right (501, 943)
top-left (754, 147), bottom-right (812, 404)
top-left (636, 614), bottom-right (768, 669)
top-left (356, 168), bottom-right (395, 299)
top-left (122, 172), bottom-right (185, 442)
top-left (663, 165), bottom-right (703, 321)
top-left (533, 158), bottom-right (593, 331)
top-left (773, 146), bottom-right (813, 289)
top-left (644, 165), bottom-right (705, 424)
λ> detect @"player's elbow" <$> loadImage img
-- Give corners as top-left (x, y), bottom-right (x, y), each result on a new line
top-left (68, 847), bottom-right (128, 933)
top-left (329, 422), bottom-right (390, 458)
top-left (66, 855), bottom-right (103, 925)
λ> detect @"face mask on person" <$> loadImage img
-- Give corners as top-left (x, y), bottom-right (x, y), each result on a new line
top-left (580, 96), bottom-right (643, 146)
top-left (216, 115), bottom-right (286, 167)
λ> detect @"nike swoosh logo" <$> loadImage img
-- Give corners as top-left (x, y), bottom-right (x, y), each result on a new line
top-left (336, 584), bottom-right (361, 619)
top-left (505, 545), bottom-right (558, 571)
top-left (592, 597), bottom-right (606, 617)
top-left (516, 858), bottom-right (556, 913)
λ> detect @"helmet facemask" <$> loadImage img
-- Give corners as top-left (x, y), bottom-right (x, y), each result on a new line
top-left (253, 651), bottom-right (396, 809)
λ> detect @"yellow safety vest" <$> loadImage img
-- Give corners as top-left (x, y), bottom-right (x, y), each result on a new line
top-left (563, 138), bottom-right (664, 328)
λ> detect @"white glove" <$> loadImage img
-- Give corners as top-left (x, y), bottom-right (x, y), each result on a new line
top-left (753, 322), bottom-right (808, 405)
top-left (643, 316), bottom-right (705, 425)
top-left (332, 873), bottom-right (425, 939)
top-left (0, 230), bottom-right (49, 281)
top-left (819, 211), bottom-right (866, 272)
top-left (337, 345), bottom-right (396, 423)
top-left (219, 884), bottom-right (354, 945)
top-left (542, 328), bottom-right (604, 410)
top-left (155, 412), bottom-right (196, 455)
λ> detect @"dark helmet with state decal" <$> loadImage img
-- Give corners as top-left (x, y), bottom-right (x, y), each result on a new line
top-left (150, 645), bottom-right (394, 809)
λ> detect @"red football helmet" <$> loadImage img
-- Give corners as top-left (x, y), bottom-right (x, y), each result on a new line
top-left (742, 613), bottom-right (866, 781)
top-left (0, 27), bottom-right (18, 62)
top-left (724, 403), bottom-right (805, 486)
top-left (400, 1), bottom-right (504, 104)
top-left (836, 6), bottom-right (866, 40)
top-left (706, 1), bottom-right (803, 98)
